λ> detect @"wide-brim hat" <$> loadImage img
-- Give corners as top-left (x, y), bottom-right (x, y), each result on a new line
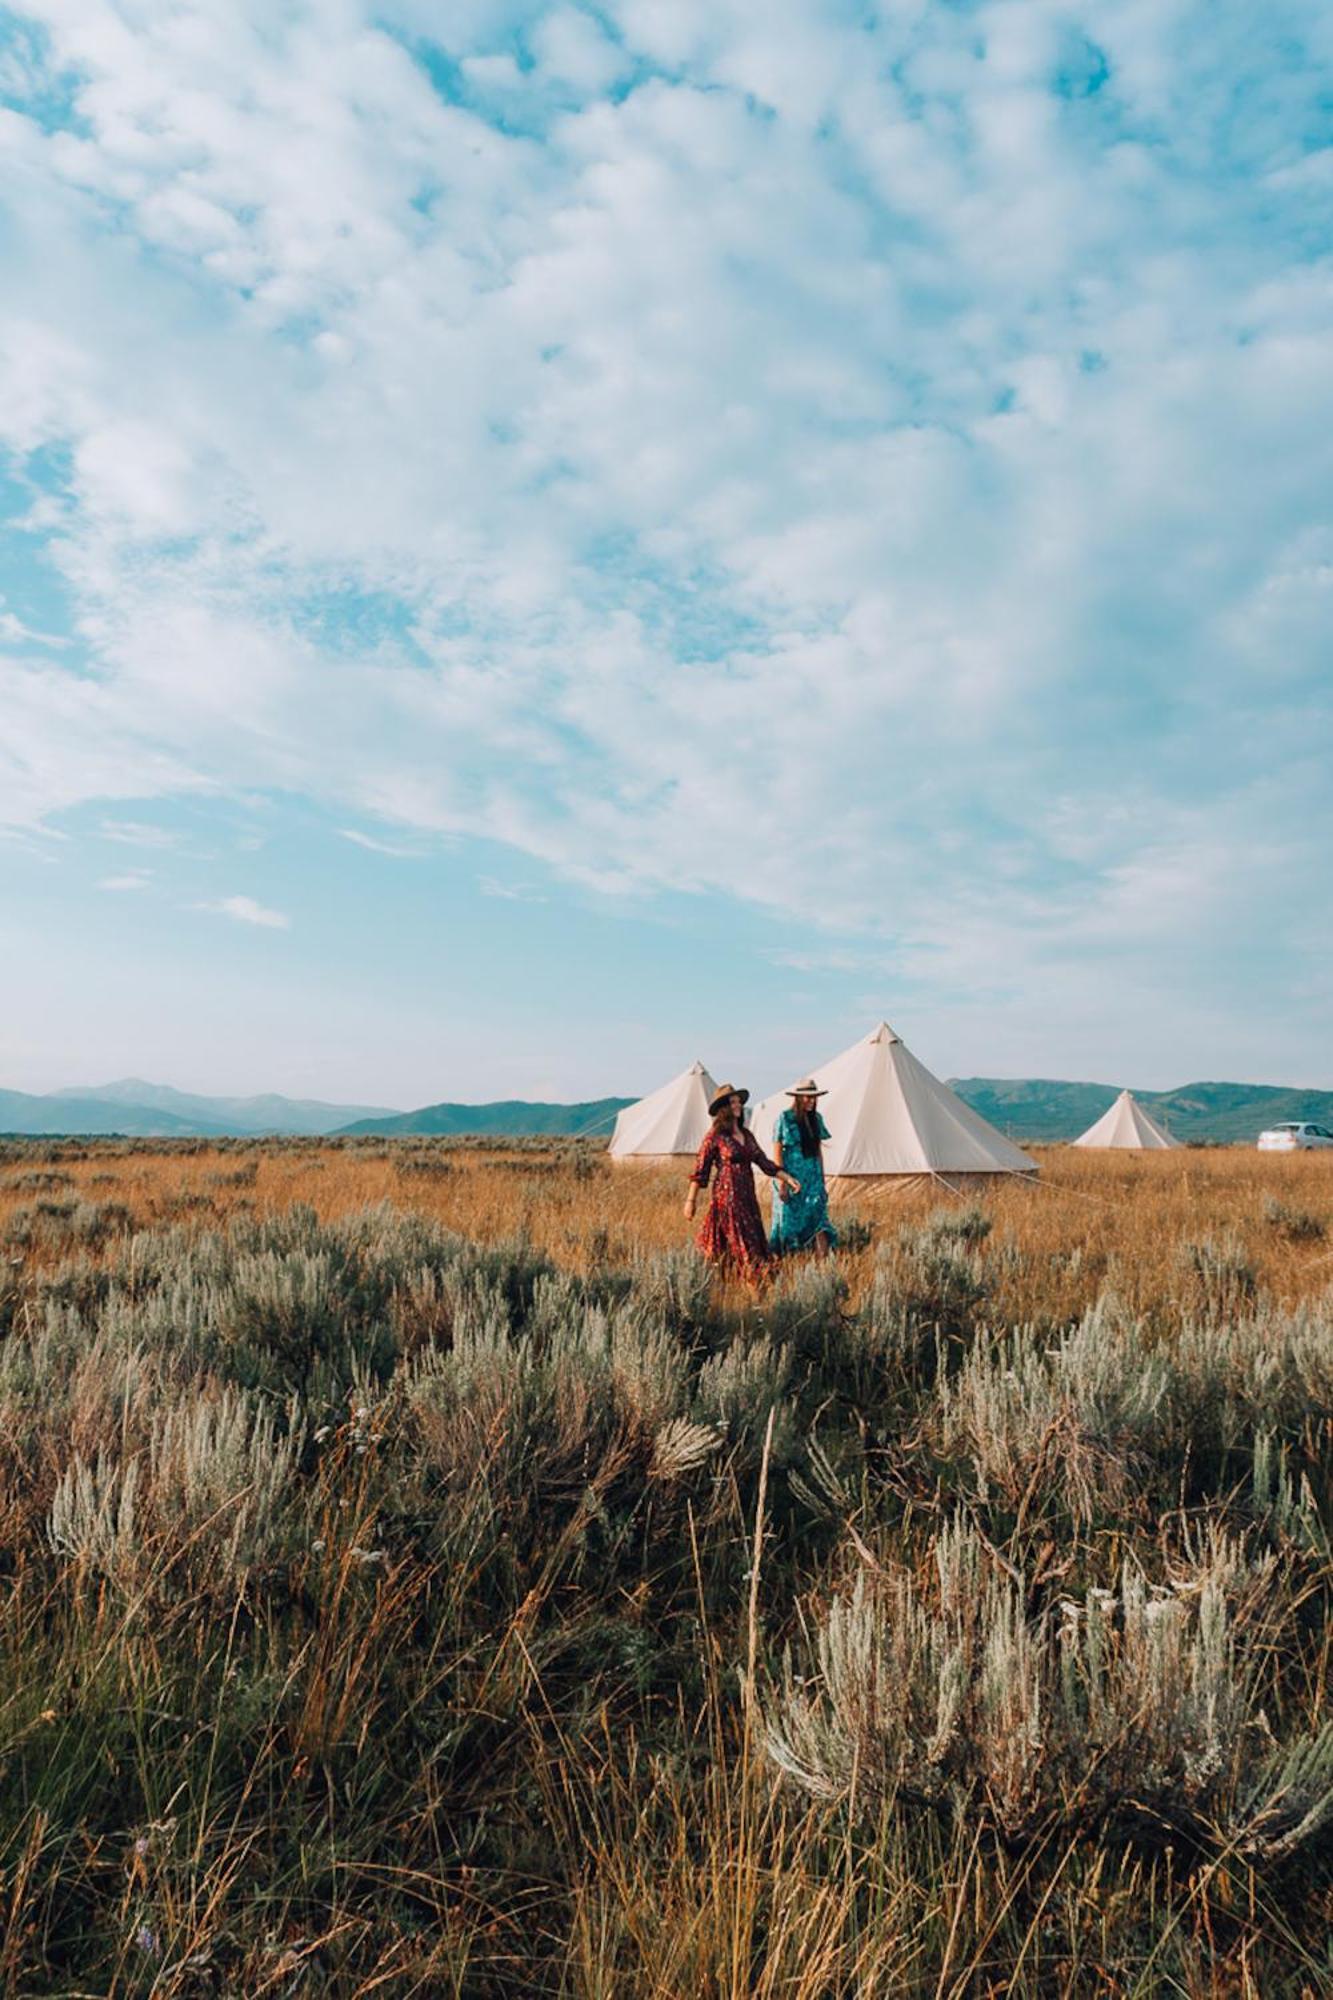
top-left (786, 1079), bottom-right (827, 1097)
top-left (708, 1082), bottom-right (750, 1115)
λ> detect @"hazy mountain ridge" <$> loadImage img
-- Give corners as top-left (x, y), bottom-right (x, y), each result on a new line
top-left (4, 1077), bottom-right (1331, 1143)
top-left (0, 1089), bottom-right (233, 1138)
top-left (952, 1078), bottom-right (1333, 1144)
top-left (336, 1098), bottom-right (633, 1138)
top-left (2, 1081), bottom-right (398, 1137)
top-left (50, 1079), bottom-right (400, 1136)
top-left (0, 1082), bottom-right (630, 1139)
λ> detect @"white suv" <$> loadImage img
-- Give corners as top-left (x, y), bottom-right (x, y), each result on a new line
top-left (1258, 1122), bottom-right (1333, 1152)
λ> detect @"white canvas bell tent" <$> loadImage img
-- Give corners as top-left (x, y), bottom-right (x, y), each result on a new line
top-left (753, 1022), bottom-right (1037, 1194)
top-left (1072, 1089), bottom-right (1181, 1151)
top-left (608, 1060), bottom-right (719, 1165)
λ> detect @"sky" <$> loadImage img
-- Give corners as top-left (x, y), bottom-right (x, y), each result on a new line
top-left (1, 0), bottom-right (1332, 1108)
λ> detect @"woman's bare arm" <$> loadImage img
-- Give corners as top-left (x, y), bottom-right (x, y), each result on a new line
top-left (748, 1128), bottom-right (798, 1193)
top-left (684, 1132), bottom-right (715, 1219)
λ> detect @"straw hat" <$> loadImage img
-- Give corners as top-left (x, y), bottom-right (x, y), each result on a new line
top-left (708, 1082), bottom-right (750, 1115)
top-left (786, 1078), bottom-right (827, 1097)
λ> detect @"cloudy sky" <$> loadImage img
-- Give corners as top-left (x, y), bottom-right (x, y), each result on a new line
top-left (2, 0), bottom-right (1331, 1106)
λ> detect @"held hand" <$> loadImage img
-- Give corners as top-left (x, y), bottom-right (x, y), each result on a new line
top-left (779, 1173), bottom-right (799, 1197)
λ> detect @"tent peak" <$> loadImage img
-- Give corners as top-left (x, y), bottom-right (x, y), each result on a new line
top-left (869, 1021), bottom-right (901, 1044)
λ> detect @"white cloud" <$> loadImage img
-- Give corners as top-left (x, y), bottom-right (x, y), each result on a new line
top-left (0, 824), bottom-right (61, 860)
top-left (478, 873), bottom-right (546, 901)
top-left (197, 894), bottom-right (291, 930)
top-left (1, 662), bottom-right (202, 827)
top-left (0, 606), bottom-right (66, 646)
top-left (98, 870), bottom-right (151, 891)
top-left (339, 827), bottom-right (425, 858)
top-left (532, 9), bottom-right (627, 92)
top-left (0, 0), bottom-right (1330, 1075)
top-left (99, 819), bottom-right (181, 848)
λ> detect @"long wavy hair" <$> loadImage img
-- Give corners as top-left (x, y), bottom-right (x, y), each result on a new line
top-left (793, 1104), bottom-right (822, 1158)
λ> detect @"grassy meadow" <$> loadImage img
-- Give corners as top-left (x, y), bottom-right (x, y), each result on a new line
top-left (1, 1136), bottom-right (1332, 1995)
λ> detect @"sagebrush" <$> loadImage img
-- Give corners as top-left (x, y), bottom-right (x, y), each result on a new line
top-left (0, 1139), bottom-right (1331, 1994)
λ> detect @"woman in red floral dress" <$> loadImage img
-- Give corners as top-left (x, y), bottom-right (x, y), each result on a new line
top-left (683, 1084), bottom-right (798, 1285)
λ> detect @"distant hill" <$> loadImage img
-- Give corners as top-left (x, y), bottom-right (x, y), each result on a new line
top-left (948, 1078), bottom-right (1119, 1142)
top-left (51, 1079), bottom-right (400, 1136)
top-left (337, 1098), bottom-right (633, 1138)
top-left (952, 1078), bottom-right (1333, 1145)
top-left (0, 1087), bottom-right (232, 1138)
top-left (3, 1079), bottom-right (625, 1141)
top-left (6, 1074), bottom-right (1331, 1145)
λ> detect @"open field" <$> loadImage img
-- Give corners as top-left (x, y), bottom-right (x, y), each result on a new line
top-left (2, 1138), bottom-right (1333, 1994)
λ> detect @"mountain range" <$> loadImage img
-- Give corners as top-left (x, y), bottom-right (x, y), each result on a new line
top-left (338, 1098), bottom-right (632, 1138)
top-left (2, 1076), bottom-right (1332, 1143)
top-left (0, 1079), bottom-right (399, 1138)
top-left (950, 1078), bottom-right (1333, 1146)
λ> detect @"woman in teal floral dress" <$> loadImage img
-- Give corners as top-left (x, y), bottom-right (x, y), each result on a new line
top-left (770, 1082), bottom-right (838, 1257)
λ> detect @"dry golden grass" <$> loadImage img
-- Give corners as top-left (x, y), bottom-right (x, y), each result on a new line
top-left (7, 1137), bottom-right (1332, 1318)
top-left (2, 1134), bottom-right (1332, 1995)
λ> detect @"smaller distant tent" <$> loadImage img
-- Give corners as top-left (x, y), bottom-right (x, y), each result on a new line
top-left (608, 1061), bottom-right (718, 1165)
top-left (1073, 1089), bottom-right (1181, 1151)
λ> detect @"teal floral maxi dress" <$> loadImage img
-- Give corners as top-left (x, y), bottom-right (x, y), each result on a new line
top-left (770, 1107), bottom-right (838, 1254)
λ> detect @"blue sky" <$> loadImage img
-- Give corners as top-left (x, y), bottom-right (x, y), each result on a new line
top-left (1, 0), bottom-right (1331, 1106)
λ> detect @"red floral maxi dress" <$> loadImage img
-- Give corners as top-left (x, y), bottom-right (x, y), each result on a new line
top-left (690, 1125), bottom-right (782, 1282)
